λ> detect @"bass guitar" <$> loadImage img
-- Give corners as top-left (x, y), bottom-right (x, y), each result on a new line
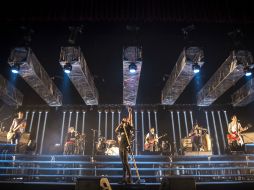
top-left (7, 121), bottom-right (26, 140)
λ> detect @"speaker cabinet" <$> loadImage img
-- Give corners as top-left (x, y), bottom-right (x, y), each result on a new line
top-left (76, 177), bottom-right (112, 190)
top-left (245, 144), bottom-right (254, 154)
top-left (160, 177), bottom-right (196, 190)
top-left (76, 177), bottom-right (100, 190)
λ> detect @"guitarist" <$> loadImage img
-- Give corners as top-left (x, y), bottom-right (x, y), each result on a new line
top-left (145, 128), bottom-right (159, 152)
top-left (8, 111), bottom-right (27, 153)
top-left (227, 115), bottom-right (247, 150)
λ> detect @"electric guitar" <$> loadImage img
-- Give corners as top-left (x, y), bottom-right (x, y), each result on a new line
top-left (227, 125), bottom-right (250, 144)
top-left (144, 133), bottom-right (167, 150)
top-left (7, 120), bottom-right (26, 140)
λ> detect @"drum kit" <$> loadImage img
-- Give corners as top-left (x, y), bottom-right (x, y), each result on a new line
top-left (96, 137), bottom-right (119, 156)
top-left (181, 128), bottom-right (212, 152)
top-left (64, 132), bottom-right (86, 155)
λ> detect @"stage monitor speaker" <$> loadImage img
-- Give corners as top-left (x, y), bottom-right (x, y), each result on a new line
top-left (245, 144), bottom-right (254, 154)
top-left (76, 177), bottom-right (112, 190)
top-left (159, 177), bottom-right (196, 190)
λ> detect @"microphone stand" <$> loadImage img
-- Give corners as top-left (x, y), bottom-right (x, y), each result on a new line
top-left (91, 129), bottom-right (97, 162)
top-left (122, 123), bottom-right (141, 184)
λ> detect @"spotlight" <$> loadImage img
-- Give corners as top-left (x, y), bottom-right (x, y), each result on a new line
top-left (129, 62), bottom-right (137, 73)
top-left (244, 66), bottom-right (252, 77)
top-left (11, 63), bottom-right (20, 74)
top-left (64, 63), bottom-right (72, 74)
top-left (192, 63), bottom-right (200, 74)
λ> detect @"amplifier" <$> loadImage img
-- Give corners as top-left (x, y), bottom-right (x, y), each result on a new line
top-left (245, 144), bottom-right (254, 154)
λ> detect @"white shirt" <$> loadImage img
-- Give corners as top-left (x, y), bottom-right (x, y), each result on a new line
top-left (228, 122), bottom-right (241, 134)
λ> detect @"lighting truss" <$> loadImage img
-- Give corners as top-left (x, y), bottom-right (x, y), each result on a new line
top-left (59, 47), bottom-right (98, 105)
top-left (0, 74), bottom-right (23, 106)
top-left (232, 77), bottom-right (254, 106)
top-left (161, 47), bottom-right (204, 105)
top-left (197, 50), bottom-right (253, 106)
top-left (123, 46), bottom-right (142, 106)
top-left (8, 47), bottom-right (62, 106)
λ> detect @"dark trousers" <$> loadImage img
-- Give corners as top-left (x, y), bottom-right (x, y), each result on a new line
top-left (192, 136), bottom-right (201, 151)
top-left (119, 147), bottom-right (131, 181)
top-left (64, 142), bottom-right (75, 155)
top-left (11, 132), bottom-right (21, 153)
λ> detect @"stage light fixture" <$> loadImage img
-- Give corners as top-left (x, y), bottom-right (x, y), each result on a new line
top-left (63, 63), bottom-right (72, 74)
top-left (192, 63), bottom-right (200, 73)
top-left (161, 47), bottom-right (204, 105)
top-left (123, 46), bottom-right (142, 105)
top-left (197, 50), bottom-right (252, 106)
top-left (129, 62), bottom-right (137, 73)
top-left (244, 66), bottom-right (252, 77)
top-left (59, 46), bottom-right (99, 105)
top-left (11, 63), bottom-right (20, 74)
top-left (8, 47), bottom-right (62, 106)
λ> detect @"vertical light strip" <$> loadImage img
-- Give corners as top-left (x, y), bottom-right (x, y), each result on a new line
top-left (154, 111), bottom-right (158, 135)
top-left (170, 111), bottom-right (176, 152)
top-left (148, 111), bottom-right (151, 129)
top-left (190, 111), bottom-right (194, 127)
top-left (118, 110), bottom-right (121, 124)
top-left (25, 111), bottom-right (29, 120)
top-left (217, 111), bottom-right (226, 149)
top-left (223, 110), bottom-right (229, 125)
top-left (105, 110), bottom-right (108, 139)
top-left (205, 111), bottom-right (211, 135)
top-left (39, 111), bottom-right (48, 154)
top-left (134, 110), bottom-right (138, 155)
top-left (35, 111), bottom-right (42, 153)
top-left (111, 111), bottom-right (115, 139)
top-left (141, 111), bottom-right (145, 151)
top-left (60, 111), bottom-right (66, 146)
top-left (81, 111), bottom-right (86, 134)
top-left (177, 111), bottom-right (182, 141)
top-left (98, 111), bottom-right (101, 137)
top-left (68, 111), bottom-right (73, 128)
top-left (29, 111), bottom-right (35, 133)
top-left (75, 111), bottom-right (79, 131)
top-left (183, 111), bottom-right (188, 136)
top-left (211, 111), bottom-right (221, 155)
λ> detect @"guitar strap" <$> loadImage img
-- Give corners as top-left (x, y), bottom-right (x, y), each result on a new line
top-left (13, 118), bottom-right (25, 132)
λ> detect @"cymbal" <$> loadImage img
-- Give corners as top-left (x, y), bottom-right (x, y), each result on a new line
top-left (106, 139), bottom-right (116, 145)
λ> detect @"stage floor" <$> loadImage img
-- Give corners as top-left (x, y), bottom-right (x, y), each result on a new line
top-left (1, 181), bottom-right (254, 190)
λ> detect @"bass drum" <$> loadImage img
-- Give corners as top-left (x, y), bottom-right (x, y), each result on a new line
top-left (181, 137), bottom-right (192, 151)
top-left (105, 146), bottom-right (119, 156)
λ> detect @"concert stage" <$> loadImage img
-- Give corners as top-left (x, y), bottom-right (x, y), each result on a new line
top-left (1, 150), bottom-right (254, 189)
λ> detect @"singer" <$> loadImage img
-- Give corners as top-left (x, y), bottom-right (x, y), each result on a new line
top-left (115, 107), bottom-right (134, 184)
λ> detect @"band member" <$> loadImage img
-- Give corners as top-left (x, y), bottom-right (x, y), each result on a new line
top-left (115, 107), bottom-right (134, 184)
top-left (8, 111), bottom-right (27, 153)
top-left (144, 128), bottom-right (159, 152)
top-left (64, 127), bottom-right (77, 155)
top-left (227, 115), bottom-right (247, 149)
top-left (189, 123), bottom-right (206, 151)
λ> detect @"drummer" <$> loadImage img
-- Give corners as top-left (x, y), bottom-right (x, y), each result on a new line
top-left (64, 127), bottom-right (78, 154)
